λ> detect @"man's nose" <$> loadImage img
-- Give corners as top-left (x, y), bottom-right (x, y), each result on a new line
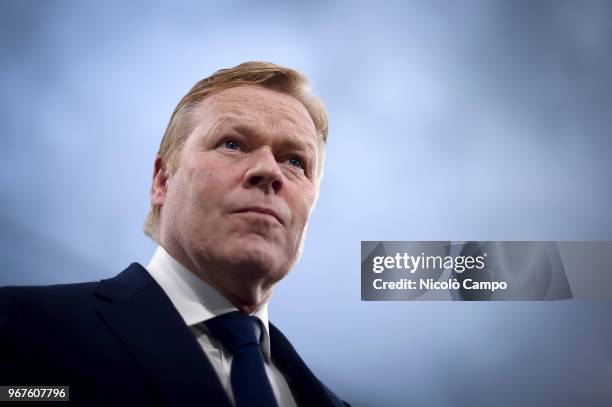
top-left (242, 147), bottom-right (283, 194)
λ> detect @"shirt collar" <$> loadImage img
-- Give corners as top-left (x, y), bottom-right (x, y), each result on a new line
top-left (145, 245), bottom-right (272, 360)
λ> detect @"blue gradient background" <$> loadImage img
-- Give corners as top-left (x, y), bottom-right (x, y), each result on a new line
top-left (2, 1), bottom-right (611, 406)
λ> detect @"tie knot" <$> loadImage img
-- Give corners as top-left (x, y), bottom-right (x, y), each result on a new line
top-left (204, 311), bottom-right (263, 355)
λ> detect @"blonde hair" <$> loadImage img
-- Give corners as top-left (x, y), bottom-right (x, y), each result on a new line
top-left (143, 61), bottom-right (328, 239)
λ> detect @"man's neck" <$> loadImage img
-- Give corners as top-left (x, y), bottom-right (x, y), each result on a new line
top-left (159, 241), bottom-right (273, 314)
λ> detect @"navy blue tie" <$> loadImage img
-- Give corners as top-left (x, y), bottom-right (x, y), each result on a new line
top-left (205, 311), bottom-right (279, 407)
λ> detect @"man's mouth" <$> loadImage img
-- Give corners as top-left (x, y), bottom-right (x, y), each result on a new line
top-left (234, 207), bottom-right (283, 225)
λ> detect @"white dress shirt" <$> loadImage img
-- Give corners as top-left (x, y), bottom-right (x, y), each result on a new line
top-left (145, 245), bottom-right (297, 407)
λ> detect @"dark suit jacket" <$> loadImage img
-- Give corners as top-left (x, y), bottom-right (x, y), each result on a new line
top-left (0, 263), bottom-right (348, 406)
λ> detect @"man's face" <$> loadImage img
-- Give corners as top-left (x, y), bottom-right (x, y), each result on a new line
top-left (156, 85), bottom-right (321, 286)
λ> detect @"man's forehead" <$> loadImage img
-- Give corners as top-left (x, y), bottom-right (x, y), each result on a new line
top-left (198, 85), bottom-right (316, 133)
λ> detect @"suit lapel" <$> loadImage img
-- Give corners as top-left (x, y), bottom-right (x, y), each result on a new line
top-left (94, 263), bottom-right (231, 406)
top-left (270, 323), bottom-right (346, 407)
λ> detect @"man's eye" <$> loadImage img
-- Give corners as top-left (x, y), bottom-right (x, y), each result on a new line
top-left (223, 139), bottom-right (239, 150)
top-left (288, 157), bottom-right (304, 169)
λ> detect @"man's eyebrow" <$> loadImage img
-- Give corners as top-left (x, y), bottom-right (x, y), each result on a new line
top-left (229, 124), bottom-right (317, 155)
top-left (228, 123), bottom-right (258, 138)
top-left (283, 137), bottom-right (316, 154)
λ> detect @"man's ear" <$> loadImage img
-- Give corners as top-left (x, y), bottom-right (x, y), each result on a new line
top-left (151, 156), bottom-right (168, 207)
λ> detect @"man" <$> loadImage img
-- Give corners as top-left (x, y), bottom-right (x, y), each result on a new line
top-left (0, 62), bottom-right (348, 406)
